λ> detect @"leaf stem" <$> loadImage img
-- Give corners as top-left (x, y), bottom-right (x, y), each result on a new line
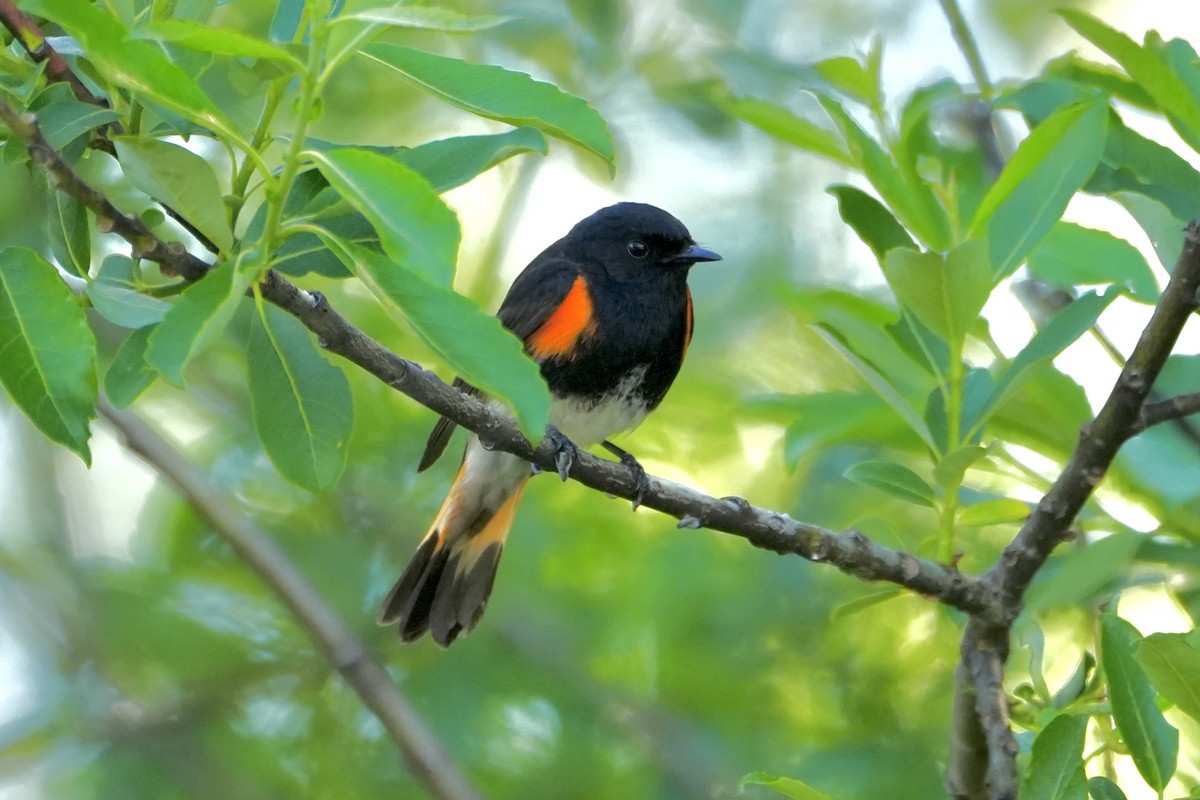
top-left (938, 0), bottom-right (994, 101)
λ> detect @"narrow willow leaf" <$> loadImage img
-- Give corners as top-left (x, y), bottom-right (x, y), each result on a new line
top-left (1086, 777), bottom-right (1128, 800)
top-left (1100, 615), bottom-right (1178, 792)
top-left (132, 20), bottom-right (304, 70)
top-left (739, 771), bottom-right (835, 800)
top-left (25, 0), bottom-right (250, 152)
top-left (979, 289), bottom-right (1119, 424)
top-left (818, 94), bottom-right (951, 250)
top-left (114, 137), bottom-right (233, 254)
top-left (248, 302), bottom-right (352, 493)
top-left (35, 100), bottom-right (119, 151)
top-left (145, 255), bottom-right (261, 387)
top-left (48, 192), bottom-right (90, 277)
top-left (828, 184), bottom-right (916, 262)
top-left (320, 234), bottom-right (549, 439)
top-left (1022, 714), bottom-right (1087, 800)
top-left (398, 128), bottom-right (549, 193)
top-left (844, 460), bottom-right (936, 508)
top-left (716, 95), bottom-right (853, 166)
top-left (881, 239), bottom-right (993, 346)
top-left (1028, 222), bottom-right (1158, 302)
top-left (814, 56), bottom-right (878, 107)
top-left (0, 247), bottom-right (96, 462)
top-left (1060, 11), bottom-right (1200, 153)
top-left (104, 325), bottom-right (158, 408)
top-left (1136, 633), bottom-right (1200, 723)
top-left (971, 99), bottom-right (1108, 278)
top-left (957, 498), bottom-right (1030, 527)
top-left (332, 6), bottom-right (511, 32)
top-left (307, 147), bottom-right (460, 286)
top-left (86, 280), bottom-right (170, 329)
top-left (1027, 532), bottom-right (1143, 613)
top-left (361, 44), bottom-right (614, 170)
top-left (812, 327), bottom-right (936, 450)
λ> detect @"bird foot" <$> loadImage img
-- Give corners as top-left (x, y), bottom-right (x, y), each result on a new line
top-left (603, 440), bottom-right (650, 510)
top-left (544, 425), bottom-right (577, 482)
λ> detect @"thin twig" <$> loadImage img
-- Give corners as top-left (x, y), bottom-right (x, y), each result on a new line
top-left (96, 397), bottom-right (485, 800)
top-left (1128, 391), bottom-right (1200, 437)
top-left (938, 0), bottom-right (995, 101)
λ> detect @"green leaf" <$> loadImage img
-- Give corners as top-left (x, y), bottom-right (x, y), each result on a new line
top-left (25, 0), bottom-right (249, 152)
top-left (714, 95), bottom-right (852, 166)
top-left (131, 20), bottom-right (304, 70)
top-left (957, 498), bottom-right (1030, 527)
top-left (307, 147), bottom-right (460, 287)
top-left (1027, 532), bottom-right (1143, 613)
top-left (86, 280), bottom-right (170, 329)
top-left (104, 325), bottom-right (158, 409)
top-left (814, 56), bottom-right (878, 107)
top-left (971, 99), bottom-right (1109, 278)
top-left (1100, 615), bottom-right (1178, 792)
top-left (145, 255), bottom-right (261, 387)
top-left (782, 391), bottom-right (901, 467)
top-left (1136, 633), bottom-right (1200, 723)
top-left (114, 137), bottom-right (233, 254)
top-left (979, 289), bottom-right (1119, 424)
top-left (812, 327), bottom-right (936, 451)
top-left (248, 302), bottom-right (352, 493)
top-left (844, 460), bottom-right (936, 508)
top-left (1060, 11), bottom-right (1200, 153)
top-left (398, 128), bottom-right (549, 193)
top-left (0, 247), bottom-right (96, 462)
top-left (35, 100), bottom-right (119, 151)
top-left (332, 6), bottom-right (512, 32)
top-left (933, 445), bottom-right (988, 492)
top-left (1022, 714), bottom-right (1088, 800)
top-left (739, 772), bottom-right (834, 800)
top-left (817, 94), bottom-right (951, 250)
top-left (321, 235), bottom-right (550, 439)
top-left (360, 44), bottom-right (614, 170)
top-left (881, 239), bottom-right (993, 346)
top-left (1028, 222), bottom-right (1159, 302)
top-left (47, 192), bottom-right (90, 278)
top-left (1086, 776), bottom-right (1129, 800)
top-left (828, 184), bottom-right (916, 262)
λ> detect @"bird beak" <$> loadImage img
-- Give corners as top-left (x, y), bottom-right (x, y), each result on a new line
top-left (675, 244), bottom-right (722, 264)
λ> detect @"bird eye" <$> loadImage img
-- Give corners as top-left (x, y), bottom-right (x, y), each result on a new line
top-left (627, 240), bottom-right (649, 258)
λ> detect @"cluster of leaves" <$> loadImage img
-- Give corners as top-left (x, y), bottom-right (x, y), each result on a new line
top-left (0, 0), bottom-right (618, 490)
top-left (699, 11), bottom-right (1200, 799)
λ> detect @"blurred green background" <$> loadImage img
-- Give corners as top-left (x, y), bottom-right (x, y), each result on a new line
top-left (3, 1), bottom-right (1199, 798)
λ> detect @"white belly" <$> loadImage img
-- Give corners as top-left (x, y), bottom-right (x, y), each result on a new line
top-left (549, 365), bottom-right (651, 446)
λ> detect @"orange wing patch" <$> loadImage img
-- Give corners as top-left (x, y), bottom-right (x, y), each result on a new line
top-left (526, 275), bottom-right (598, 360)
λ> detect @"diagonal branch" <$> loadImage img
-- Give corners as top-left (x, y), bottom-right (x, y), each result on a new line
top-left (96, 397), bottom-right (484, 800)
top-left (0, 94), bottom-right (997, 617)
top-left (948, 222), bottom-right (1200, 800)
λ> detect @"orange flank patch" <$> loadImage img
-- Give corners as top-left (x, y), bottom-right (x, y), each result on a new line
top-left (429, 461), bottom-right (468, 547)
top-left (682, 287), bottom-right (694, 360)
top-left (526, 276), bottom-right (597, 360)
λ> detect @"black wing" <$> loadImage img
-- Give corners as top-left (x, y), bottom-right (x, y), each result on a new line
top-left (416, 251), bottom-right (581, 472)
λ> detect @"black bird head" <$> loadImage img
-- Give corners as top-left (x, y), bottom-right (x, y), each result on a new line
top-left (564, 202), bottom-right (721, 283)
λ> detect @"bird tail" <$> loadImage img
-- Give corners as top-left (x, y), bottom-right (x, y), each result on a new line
top-left (378, 457), bottom-right (528, 646)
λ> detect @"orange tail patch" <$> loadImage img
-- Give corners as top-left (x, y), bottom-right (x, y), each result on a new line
top-left (379, 472), bottom-right (528, 647)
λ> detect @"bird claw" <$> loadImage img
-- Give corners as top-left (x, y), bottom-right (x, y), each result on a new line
top-left (619, 452), bottom-right (650, 511)
top-left (544, 425), bottom-right (576, 482)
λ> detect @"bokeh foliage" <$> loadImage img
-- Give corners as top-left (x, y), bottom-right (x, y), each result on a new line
top-left (2, 1), bottom-right (1200, 799)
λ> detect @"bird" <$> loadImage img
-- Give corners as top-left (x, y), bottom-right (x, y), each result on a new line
top-left (377, 202), bottom-right (721, 646)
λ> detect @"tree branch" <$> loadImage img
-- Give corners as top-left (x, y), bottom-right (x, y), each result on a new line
top-left (0, 94), bottom-right (997, 617)
top-left (948, 222), bottom-right (1200, 799)
top-left (95, 397), bottom-right (484, 800)
top-left (0, 0), bottom-right (110, 112)
top-left (1128, 390), bottom-right (1200, 437)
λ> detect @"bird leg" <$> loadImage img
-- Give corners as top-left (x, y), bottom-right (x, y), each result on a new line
top-left (602, 440), bottom-right (650, 510)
